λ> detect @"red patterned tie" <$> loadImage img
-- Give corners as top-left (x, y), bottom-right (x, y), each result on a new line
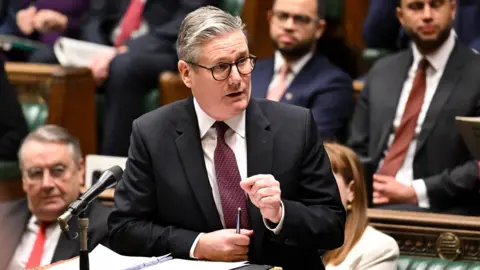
top-left (114, 0), bottom-right (145, 47)
top-left (378, 59), bottom-right (429, 176)
top-left (25, 222), bottom-right (49, 268)
top-left (214, 122), bottom-right (250, 229)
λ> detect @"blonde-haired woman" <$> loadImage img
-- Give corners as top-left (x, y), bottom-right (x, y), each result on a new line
top-left (323, 143), bottom-right (399, 270)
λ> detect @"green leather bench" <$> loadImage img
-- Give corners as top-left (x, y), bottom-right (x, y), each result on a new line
top-left (398, 256), bottom-right (480, 270)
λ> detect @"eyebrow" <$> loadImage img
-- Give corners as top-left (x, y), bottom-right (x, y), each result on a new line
top-left (212, 51), bottom-right (249, 63)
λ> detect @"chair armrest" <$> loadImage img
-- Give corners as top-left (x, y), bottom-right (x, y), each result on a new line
top-left (158, 71), bottom-right (191, 106)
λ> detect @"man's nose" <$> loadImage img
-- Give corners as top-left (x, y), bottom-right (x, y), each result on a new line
top-left (41, 171), bottom-right (55, 189)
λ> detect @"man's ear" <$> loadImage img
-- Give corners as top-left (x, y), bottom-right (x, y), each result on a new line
top-left (78, 158), bottom-right (85, 186)
top-left (396, 7), bottom-right (404, 26)
top-left (178, 60), bottom-right (193, 89)
top-left (314, 19), bottom-right (326, 40)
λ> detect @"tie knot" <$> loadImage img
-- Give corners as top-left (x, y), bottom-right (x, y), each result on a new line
top-left (418, 58), bottom-right (429, 71)
top-left (215, 121), bottom-right (230, 139)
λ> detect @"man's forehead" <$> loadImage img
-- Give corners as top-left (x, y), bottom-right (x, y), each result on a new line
top-left (202, 32), bottom-right (248, 62)
top-left (21, 141), bottom-right (73, 166)
top-left (273, 0), bottom-right (318, 15)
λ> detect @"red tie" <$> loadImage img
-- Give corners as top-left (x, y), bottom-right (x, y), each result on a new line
top-left (214, 122), bottom-right (250, 229)
top-left (114, 0), bottom-right (145, 47)
top-left (378, 59), bottom-right (429, 176)
top-left (25, 222), bottom-right (49, 269)
top-left (267, 64), bottom-right (290, 102)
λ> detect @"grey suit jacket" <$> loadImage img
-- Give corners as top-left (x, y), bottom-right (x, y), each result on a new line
top-left (0, 198), bottom-right (111, 269)
top-left (349, 42), bottom-right (480, 215)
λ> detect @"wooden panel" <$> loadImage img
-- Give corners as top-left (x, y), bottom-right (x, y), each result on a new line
top-left (341, 0), bottom-right (369, 51)
top-left (5, 62), bottom-right (97, 155)
top-left (368, 209), bottom-right (480, 261)
top-left (242, 0), bottom-right (275, 59)
top-left (158, 71), bottom-right (191, 106)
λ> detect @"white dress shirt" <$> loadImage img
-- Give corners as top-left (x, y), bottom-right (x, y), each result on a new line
top-left (189, 98), bottom-right (285, 258)
top-left (267, 50), bottom-right (314, 94)
top-left (378, 30), bottom-right (456, 208)
top-left (326, 226), bottom-right (399, 270)
top-left (7, 216), bottom-right (62, 270)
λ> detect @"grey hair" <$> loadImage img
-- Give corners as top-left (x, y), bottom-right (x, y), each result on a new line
top-left (176, 6), bottom-right (247, 63)
top-left (18, 125), bottom-right (82, 168)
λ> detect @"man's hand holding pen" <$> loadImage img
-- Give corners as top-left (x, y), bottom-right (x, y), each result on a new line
top-left (240, 174), bottom-right (283, 224)
top-left (193, 229), bottom-right (253, 261)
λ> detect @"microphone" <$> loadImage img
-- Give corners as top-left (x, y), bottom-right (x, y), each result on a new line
top-left (58, 165), bottom-right (123, 238)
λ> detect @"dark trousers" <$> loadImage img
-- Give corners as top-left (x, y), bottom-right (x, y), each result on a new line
top-left (100, 49), bottom-right (177, 156)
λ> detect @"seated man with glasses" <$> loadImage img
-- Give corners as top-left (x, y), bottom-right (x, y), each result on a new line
top-left (0, 125), bottom-right (111, 270)
top-left (108, 6), bottom-right (345, 270)
top-left (251, 0), bottom-right (354, 143)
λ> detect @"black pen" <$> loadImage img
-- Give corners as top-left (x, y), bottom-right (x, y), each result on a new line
top-left (236, 207), bottom-right (241, 234)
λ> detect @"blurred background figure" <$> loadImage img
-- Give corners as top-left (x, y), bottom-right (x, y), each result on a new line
top-left (323, 143), bottom-right (399, 270)
top-left (2, 0), bottom-right (89, 63)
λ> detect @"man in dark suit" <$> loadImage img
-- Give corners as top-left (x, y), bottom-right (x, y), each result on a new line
top-left (0, 57), bottom-right (28, 161)
top-left (108, 6), bottom-right (345, 270)
top-left (0, 125), bottom-right (110, 270)
top-left (363, 0), bottom-right (480, 52)
top-left (81, 0), bottom-right (219, 156)
top-left (251, 0), bottom-right (354, 142)
top-left (349, 0), bottom-right (480, 215)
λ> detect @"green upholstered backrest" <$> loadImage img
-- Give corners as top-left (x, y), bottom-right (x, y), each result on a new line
top-left (21, 103), bottom-right (48, 131)
top-left (398, 256), bottom-right (480, 270)
top-left (221, 0), bottom-right (244, 15)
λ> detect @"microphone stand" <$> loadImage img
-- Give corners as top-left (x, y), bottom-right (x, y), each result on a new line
top-left (78, 206), bottom-right (89, 270)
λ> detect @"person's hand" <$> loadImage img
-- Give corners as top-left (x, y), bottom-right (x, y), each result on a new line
top-left (88, 47), bottom-right (128, 85)
top-left (193, 229), bottom-right (253, 261)
top-left (373, 174), bottom-right (418, 205)
top-left (33, 9), bottom-right (68, 33)
top-left (240, 174), bottom-right (282, 223)
top-left (16, 6), bottom-right (37, 35)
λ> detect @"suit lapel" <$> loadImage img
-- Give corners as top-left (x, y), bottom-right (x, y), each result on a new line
top-left (415, 43), bottom-right (467, 155)
top-left (245, 99), bottom-right (273, 259)
top-left (0, 199), bottom-right (30, 270)
top-left (373, 51), bottom-right (413, 161)
top-left (175, 98), bottom-right (223, 230)
top-left (52, 215), bottom-right (80, 262)
top-left (280, 56), bottom-right (316, 103)
top-left (255, 59), bottom-right (275, 98)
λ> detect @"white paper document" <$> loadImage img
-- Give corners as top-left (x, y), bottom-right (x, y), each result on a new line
top-left (48, 244), bottom-right (248, 270)
top-left (53, 37), bottom-right (115, 67)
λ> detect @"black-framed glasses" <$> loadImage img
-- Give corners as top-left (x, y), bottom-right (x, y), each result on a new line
top-left (272, 10), bottom-right (317, 25)
top-left (23, 163), bottom-right (72, 182)
top-left (186, 55), bottom-right (257, 81)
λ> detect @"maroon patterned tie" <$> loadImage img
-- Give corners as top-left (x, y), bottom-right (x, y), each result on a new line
top-left (214, 121), bottom-right (250, 229)
top-left (378, 59), bottom-right (429, 176)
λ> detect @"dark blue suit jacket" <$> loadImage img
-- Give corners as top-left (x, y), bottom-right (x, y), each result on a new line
top-left (363, 0), bottom-right (480, 52)
top-left (251, 53), bottom-right (354, 142)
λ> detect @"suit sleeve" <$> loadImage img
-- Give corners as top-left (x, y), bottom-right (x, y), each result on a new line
top-left (108, 120), bottom-right (199, 257)
top-left (362, 0), bottom-right (401, 50)
top-left (80, 0), bottom-right (111, 45)
top-left (0, 59), bottom-right (28, 161)
top-left (270, 110), bottom-right (346, 250)
top-left (310, 71), bottom-right (354, 143)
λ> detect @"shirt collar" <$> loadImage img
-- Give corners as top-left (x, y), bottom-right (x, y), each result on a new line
top-left (273, 50), bottom-right (314, 75)
top-left (412, 29), bottom-right (456, 72)
top-left (194, 98), bottom-right (246, 139)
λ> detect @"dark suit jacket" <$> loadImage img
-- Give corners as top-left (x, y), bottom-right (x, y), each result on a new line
top-left (348, 42), bottom-right (480, 216)
top-left (0, 198), bottom-right (111, 269)
top-left (0, 57), bottom-right (28, 161)
top-left (251, 54), bottom-right (354, 142)
top-left (81, 0), bottom-right (219, 54)
top-left (363, 0), bottom-right (480, 52)
top-left (108, 98), bottom-right (346, 270)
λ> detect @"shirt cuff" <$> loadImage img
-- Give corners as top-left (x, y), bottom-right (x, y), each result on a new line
top-left (263, 201), bottom-right (285, 234)
top-left (189, 233), bottom-right (203, 259)
top-left (412, 179), bottom-right (430, 209)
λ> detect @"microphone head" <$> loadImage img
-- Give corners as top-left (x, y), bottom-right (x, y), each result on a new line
top-left (98, 165), bottom-right (123, 187)
top-left (109, 165), bottom-right (123, 182)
